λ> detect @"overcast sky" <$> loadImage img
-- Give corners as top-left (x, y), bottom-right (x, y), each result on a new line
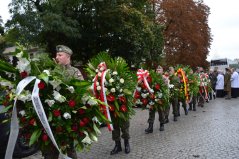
top-left (1, 0), bottom-right (239, 60)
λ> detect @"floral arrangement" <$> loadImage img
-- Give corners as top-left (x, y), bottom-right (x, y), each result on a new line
top-left (86, 52), bottom-right (135, 128)
top-left (184, 67), bottom-right (200, 97)
top-left (198, 71), bottom-right (210, 100)
top-left (134, 69), bottom-right (169, 110)
top-left (175, 66), bottom-right (190, 102)
top-left (0, 46), bottom-right (107, 155)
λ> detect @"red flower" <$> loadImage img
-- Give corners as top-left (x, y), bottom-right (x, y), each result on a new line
top-left (109, 104), bottom-right (115, 111)
top-left (83, 117), bottom-right (90, 124)
top-left (147, 76), bottom-right (152, 83)
top-left (119, 96), bottom-right (126, 104)
top-left (20, 117), bottom-right (26, 123)
top-left (141, 83), bottom-right (147, 89)
top-left (29, 118), bottom-right (36, 126)
top-left (5, 95), bottom-right (10, 99)
top-left (56, 126), bottom-right (63, 132)
top-left (155, 84), bottom-right (160, 90)
top-left (150, 94), bottom-right (155, 99)
top-left (134, 91), bottom-right (141, 99)
top-left (38, 81), bottom-right (45, 89)
top-left (2, 101), bottom-right (8, 106)
top-left (20, 71), bottom-right (28, 78)
top-left (68, 100), bottom-right (76, 108)
top-left (71, 125), bottom-right (78, 132)
top-left (79, 131), bottom-right (85, 137)
top-left (53, 109), bottom-right (61, 117)
top-left (141, 98), bottom-right (148, 106)
top-left (42, 134), bottom-right (48, 142)
top-left (79, 120), bottom-right (86, 127)
top-left (78, 109), bottom-right (85, 115)
top-left (106, 94), bottom-right (115, 102)
top-left (120, 105), bottom-right (127, 112)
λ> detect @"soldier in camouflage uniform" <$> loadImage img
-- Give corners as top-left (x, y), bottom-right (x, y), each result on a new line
top-left (145, 65), bottom-right (165, 134)
top-left (165, 67), bottom-right (180, 122)
top-left (42, 45), bottom-right (83, 159)
top-left (55, 45), bottom-right (84, 80)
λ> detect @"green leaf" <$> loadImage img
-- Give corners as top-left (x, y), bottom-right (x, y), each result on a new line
top-left (29, 129), bottom-right (41, 146)
top-left (93, 123), bottom-right (101, 135)
top-left (38, 73), bottom-right (49, 84)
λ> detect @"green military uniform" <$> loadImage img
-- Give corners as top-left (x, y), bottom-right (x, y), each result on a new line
top-left (224, 68), bottom-right (231, 99)
top-left (112, 120), bottom-right (130, 141)
top-left (165, 74), bottom-right (180, 121)
top-left (63, 64), bottom-right (84, 80)
top-left (43, 45), bottom-right (82, 159)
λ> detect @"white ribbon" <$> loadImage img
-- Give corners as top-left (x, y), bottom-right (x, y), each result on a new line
top-left (101, 69), bottom-right (113, 131)
top-left (5, 76), bottom-right (71, 159)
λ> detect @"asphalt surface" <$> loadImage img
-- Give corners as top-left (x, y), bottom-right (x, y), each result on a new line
top-left (24, 98), bottom-right (239, 159)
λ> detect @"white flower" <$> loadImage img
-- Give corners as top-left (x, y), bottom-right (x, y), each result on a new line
top-left (67, 86), bottom-right (75, 93)
top-left (0, 81), bottom-right (14, 89)
top-left (19, 110), bottom-right (26, 116)
top-left (136, 87), bottom-right (141, 92)
top-left (87, 98), bottom-right (98, 105)
top-left (120, 78), bottom-right (124, 84)
top-left (110, 88), bottom-right (116, 93)
top-left (112, 71), bottom-right (118, 75)
top-left (141, 93), bottom-right (147, 98)
top-left (82, 95), bottom-right (90, 104)
top-left (119, 89), bottom-right (123, 92)
top-left (16, 58), bottom-right (31, 73)
top-left (169, 84), bottom-right (174, 89)
top-left (17, 90), bottom-right (31, 103)
top-left (149, 101), bottom-right (155, 105)
top-left (96, 82), bottom-right (100, 86)
top-left (95, 69), bottom-right (99, 73)
top-left (63, 112), bottom-right (71, 119)
top-left (109, 78), bottom-right (114, 83)
top-left (98, 72), bottom-right (102, 77)
top-left (43, 70), bottom-right (50, 76)
top-left (53, 91), bottom-right (66, 103)
top-left (155, 99), bottom-right (159, 102)
top-left (16, 51), bottom-right (23, 58)
top-left (49, 79), bottom-right (62, 89)
top-left (97, 86), bottom-right (101, 91)
top-left (135, 99), bottom-right (142, 105)
top-left (158, 92), bottom-right (163, 98)
top-left (45, 99), bottom-right (55, 107)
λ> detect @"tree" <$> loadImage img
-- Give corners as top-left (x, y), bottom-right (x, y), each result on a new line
top-left (154, 0), bottom-right (212, 68)
top-left (5, 0), bottom-right (164, 67)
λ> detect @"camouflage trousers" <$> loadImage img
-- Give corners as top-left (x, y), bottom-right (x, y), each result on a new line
top-left (189, 95), bottom-right (197, 109)
top-left (147, 108), bottom-right (164, 124)
top-left (112, 120), bottom-right (130, 141)
top-left (165, 97), bottom-right (178, 118)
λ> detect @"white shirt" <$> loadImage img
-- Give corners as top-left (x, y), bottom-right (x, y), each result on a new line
top-left (216, 73), bottom-right (224, 90)
top-left (231, 71), bottom-right (239, 88)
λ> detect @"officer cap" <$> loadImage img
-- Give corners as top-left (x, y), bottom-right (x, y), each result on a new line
top-left (56, 45), bottom-right (73, 55)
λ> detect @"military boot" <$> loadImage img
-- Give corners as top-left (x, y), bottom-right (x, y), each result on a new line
top-left (164, 116), bottom-right (169, 124)
top-left (110, 141), bottom-right (122, 155)
top-left (188, 103), bottom-right (192, 111)
top-left (124, 139), bottom-right (130, 154)
top-left (145, 123), bottom-right (153, 134)
top-left (159, 123), bottom-right (164, 131)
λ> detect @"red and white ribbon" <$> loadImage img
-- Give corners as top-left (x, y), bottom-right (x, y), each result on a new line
top-left (136, 69), bottom-right (153, 93)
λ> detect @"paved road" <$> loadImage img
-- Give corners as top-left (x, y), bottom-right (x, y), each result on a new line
top-left (25, 98), bottom-right (239, 159)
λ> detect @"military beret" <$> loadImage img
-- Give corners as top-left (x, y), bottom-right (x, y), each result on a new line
top-left (56, 45), bottom-right (73, 55)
